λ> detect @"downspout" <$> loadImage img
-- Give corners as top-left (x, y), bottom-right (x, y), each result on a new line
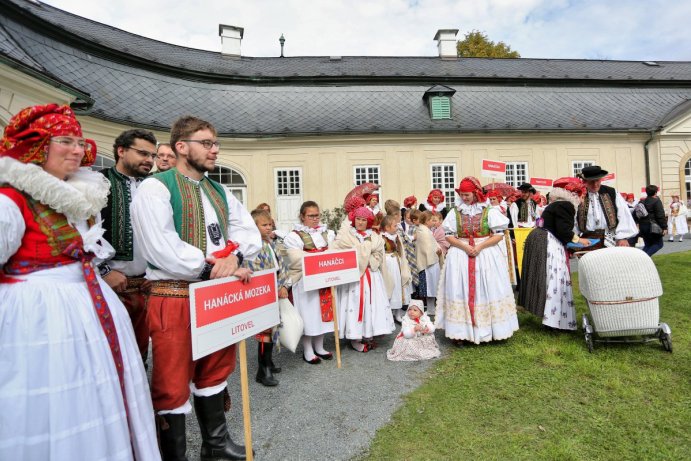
top-left (643, 130), bottom-right (655, 185)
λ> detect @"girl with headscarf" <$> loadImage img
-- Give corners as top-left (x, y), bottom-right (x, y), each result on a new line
top-left (518, 182), bottom-right (592, 330)
top-left (419, 188), bottom-right (448, 218)
top-left (0, 104), bottom-right (160, 460)
top-left (436, 177), bottom-right (519, 345)
top-left (667, 195), bottom-right (688, 242)
top-left (333, 205), bottom-right (394, 352)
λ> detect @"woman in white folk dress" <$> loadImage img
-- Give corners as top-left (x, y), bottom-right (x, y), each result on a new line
top-left (436, 176), bottom-right (519, 346)
top-left (283, 201), bottom-right (336, 364)
top-left (0, 104), bottom-right (159, 461)
top-left (667, 194), bottom-right (688, 242)
top-left (333, 205), bottom-right (394, 352)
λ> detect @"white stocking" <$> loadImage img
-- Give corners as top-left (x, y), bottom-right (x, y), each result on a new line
top-left (302, 335), bottom-right (316, 361)
top-left (312, 334), bottom-right (329, 355)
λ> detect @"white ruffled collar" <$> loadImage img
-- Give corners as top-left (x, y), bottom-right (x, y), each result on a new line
top-left (426, 201), bottom-right (445, 212)
top-left (350, 227), bottom-right (372, 241)
top-left (382, 231), bottom-right (398, 241)
top-left (456, 201), bottom-right (487, 216)
top-left (0, 157), bottom-right (110, 222)
top-left (293, 223), bottom-right (327, 234)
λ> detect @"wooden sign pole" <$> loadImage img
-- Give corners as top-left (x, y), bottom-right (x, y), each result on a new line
top-left (331, 286), bottom-right (342, 368)
top-left (238, 340), bottom-right (254, 461)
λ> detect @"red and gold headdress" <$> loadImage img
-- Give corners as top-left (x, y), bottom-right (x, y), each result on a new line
top-left (0, 104), bottom-right (96, 166)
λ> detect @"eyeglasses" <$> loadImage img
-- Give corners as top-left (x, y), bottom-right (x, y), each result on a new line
top-left (304, 214), bottom-right (320, 219)
top-left (127, 147), bottom-right (157, 159)
top-left (181, 139), bottom-right (221, 150)
top-left (51, 137), bottom-right (86, 150)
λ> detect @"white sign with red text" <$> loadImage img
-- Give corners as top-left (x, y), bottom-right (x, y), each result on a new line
top-left (189, 269), bottom-right (279, 360)
top-left (601, 172), bottom-right (616, 185)
top-left (481, 159), bottom-right (506, 180)
top-left (530, 177), bottom-right (553, 192)
top-left (301, 249), bottom-right (360, 292)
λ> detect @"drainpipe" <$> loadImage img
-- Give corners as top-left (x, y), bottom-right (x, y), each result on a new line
top-left (643, 130), bottom-right (654, 186)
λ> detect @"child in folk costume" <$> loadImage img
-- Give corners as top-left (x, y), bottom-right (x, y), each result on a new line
top-left (487, 190), bottom-right (517, 285)
top-left (427, 211), bottom-right (449, 260)
top-left (436, 177), bottom-right (519, 345)
top-left (403, 208), bottom-right (420, 297)
top-left (242, 209), bottom-right (289, 386)
top-left (380, 215), bottom-right (413, 323)
top-left (420, 188), bottom-right (448, 218)
top-left (283, 201), bottom-right (336, 364)
top-left (416, 211), bottom-right (442, 315)
top-left (667, 195), bottom-right (688, 242)
top-left (387, 300), bottom-right (440, 361)
top-left (487, 189), bottom-right (507, 216)
top-left (334, 205), bottom-right (394, 352)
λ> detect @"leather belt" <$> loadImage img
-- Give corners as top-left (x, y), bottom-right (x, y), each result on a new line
top-left (120, 275), bottom-right (147, 294)
top-left (150, 280), bottom-right (192, 298)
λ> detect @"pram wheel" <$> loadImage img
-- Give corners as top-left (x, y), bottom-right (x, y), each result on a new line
top-left (582, 314), bottom-right (594, 353)
top-left (659, 323), bottom-right (673, 353)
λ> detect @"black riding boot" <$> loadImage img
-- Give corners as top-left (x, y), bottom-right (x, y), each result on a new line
top-left (256, 342), bottom-right (279, 387)
top-left (157, 413), bottom-right (189, 461)
top-left (194, 392), bottom-right (252, 461)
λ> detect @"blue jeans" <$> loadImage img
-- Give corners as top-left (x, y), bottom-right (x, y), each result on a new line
top-left (640, 223), bottom-right (664, 256)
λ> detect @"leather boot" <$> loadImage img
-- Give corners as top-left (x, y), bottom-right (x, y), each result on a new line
top-left (157, 413), bottom-right (189, 461)
top-left (255, 342), bottom-right (279, 387)
top-left (268, 342), bottom-right (281, 373)
top-left (194, 392), bottom-right (252, 461)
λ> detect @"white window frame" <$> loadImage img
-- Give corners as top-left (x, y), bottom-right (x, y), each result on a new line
top-left (684, 158), bottom-right (691, 206)
top-left (275, 168), bottom-right (302, 196)
top-left (90, 154), bottom-right (115, 172)
top-left (207, 164), bottom-right (247, 205)
top-left (353, 165), bottom-right (381, 186)
top-left (572, 160), bottom-right (595, 178)
top-left (505, 161), bottom-right (529, 187)
top-left (430, 163), bottom-right (457, 206)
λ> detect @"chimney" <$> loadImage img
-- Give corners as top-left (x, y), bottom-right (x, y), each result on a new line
top-left (219, 24), bottom-right (244, 58)
top-left (434, 29), bottom-right (459, 60)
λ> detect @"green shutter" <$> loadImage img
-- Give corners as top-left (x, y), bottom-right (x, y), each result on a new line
top-left (430, 96), bottom-right (451, 120)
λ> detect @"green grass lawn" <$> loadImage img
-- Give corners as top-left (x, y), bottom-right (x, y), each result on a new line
top-left (365, 251), bottom-right (690, 461)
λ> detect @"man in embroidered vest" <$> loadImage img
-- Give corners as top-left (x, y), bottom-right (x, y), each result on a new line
top-left (156, 142), bottom-right (177, 172)
top-left (98, 129), bottom-right (158, 366)
top-left (576, 165), bottom-right (637, 248)
top-left (131, 116), bottom-right (261, 461)
top-left (509, 183), bottom-right (538, 228)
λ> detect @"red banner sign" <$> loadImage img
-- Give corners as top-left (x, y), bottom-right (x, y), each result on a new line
top-left (304, 251), bottom-right (358, 276)
top-left (194, 271), bottom-right (276, 328)
top-left (530, 177), bottom-right (553, 187)
top-left (482, 160), bottom-right (506, 173)
top-left (602, 172), bottom-right (616, 182)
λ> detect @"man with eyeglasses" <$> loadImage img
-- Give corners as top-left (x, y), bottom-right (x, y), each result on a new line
top-left (97, 129), bottom-right (158, 367)
top-left (156, 142), bottom-right (177, 172)
top-left (132, 116), bottom-right (261, 461)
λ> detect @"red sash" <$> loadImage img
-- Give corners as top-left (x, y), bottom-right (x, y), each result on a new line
top-left (358, 268), bottom-right (372, 322)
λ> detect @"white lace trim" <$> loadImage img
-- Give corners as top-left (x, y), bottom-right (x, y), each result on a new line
top-left (0, 157), bottom-right (110, 222)
top-left (456, 202), bottom-right (487, 216)
top-left (293, 223), bottom-right (327, 234)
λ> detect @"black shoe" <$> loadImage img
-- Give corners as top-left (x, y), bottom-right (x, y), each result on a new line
top-left (314, 351), bottom-right (333, 360)
top-left (256, 342), bottom-right (279, 387)
top-left (303, 355), bottom-right (321, 364)
top-left (157, 413), bottom-right (189, 461)
top-left (194, 392), bottom-right (253, 461)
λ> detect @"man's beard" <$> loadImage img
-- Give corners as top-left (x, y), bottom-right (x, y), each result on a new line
top-left (122, 159), bottom-right (151, 177)
top-left (188, 155), bottom-right (213, 174)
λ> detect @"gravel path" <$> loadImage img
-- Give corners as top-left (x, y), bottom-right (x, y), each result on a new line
top-left (182, 333), bottom-right (445, 461)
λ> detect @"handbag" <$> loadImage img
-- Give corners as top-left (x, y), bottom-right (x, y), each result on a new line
top-left (649, 221), bottom-right (663, 235)
top-left (278, 298), bottom-right (304, 353)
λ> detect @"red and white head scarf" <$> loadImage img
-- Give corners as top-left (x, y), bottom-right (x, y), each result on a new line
top-left (0, 103), bottom-right (97, 166)
top-left (349, 206), bottom-right (375, 229)
top-left (403, 195), bottom-right (417, 208)
top-left (455, 176), bottom-right (485, 204)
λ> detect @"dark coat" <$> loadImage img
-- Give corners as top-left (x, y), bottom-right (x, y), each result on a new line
top-left (541, 201), bottom-right (576, 245)
top-left (636, 196), bottom-right (667, 230)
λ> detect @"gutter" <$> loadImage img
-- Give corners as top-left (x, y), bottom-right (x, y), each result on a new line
top-left (643, 130), bottom-right (655, 185)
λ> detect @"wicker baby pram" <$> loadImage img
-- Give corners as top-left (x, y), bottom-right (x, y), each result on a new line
top-left (578, 247), bottom-right (672, 352)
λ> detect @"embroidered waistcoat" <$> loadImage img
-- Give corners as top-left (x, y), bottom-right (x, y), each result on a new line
top-left (455, 207), bottom-right (491, 238)
top-left (294, 230), bottom-right (329, 251)
top-left (0, 187), bottom-right (84, 273)
top-left (577, 184), bottom-right (618, 232)
top-left (154, 169), bottom-right (229, 254)
top-left (101, 167), bottom-right (138, 261)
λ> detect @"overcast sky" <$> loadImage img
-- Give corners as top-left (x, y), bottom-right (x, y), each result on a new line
top-left (44, 0), bottom-right (691, 61)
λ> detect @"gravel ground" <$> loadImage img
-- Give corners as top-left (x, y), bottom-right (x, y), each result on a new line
top-left (167, 234), bottom-right (691, 461)
top-left (179, 333), bottom-right (446, 461)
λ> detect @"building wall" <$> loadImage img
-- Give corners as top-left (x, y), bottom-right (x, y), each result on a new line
top-left (3, 62), bottom-right (690, 228)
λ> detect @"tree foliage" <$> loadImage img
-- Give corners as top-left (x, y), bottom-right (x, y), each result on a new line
top-left (456, 30), bottom-right (520, 58)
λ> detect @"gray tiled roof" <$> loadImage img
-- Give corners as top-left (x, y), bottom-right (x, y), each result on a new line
top-left (1, 0), bottom-right (691, 136)
top-left (5, 0), bottom-right (691, 83)
top-left (0, 21), bottom-right (43, 71)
